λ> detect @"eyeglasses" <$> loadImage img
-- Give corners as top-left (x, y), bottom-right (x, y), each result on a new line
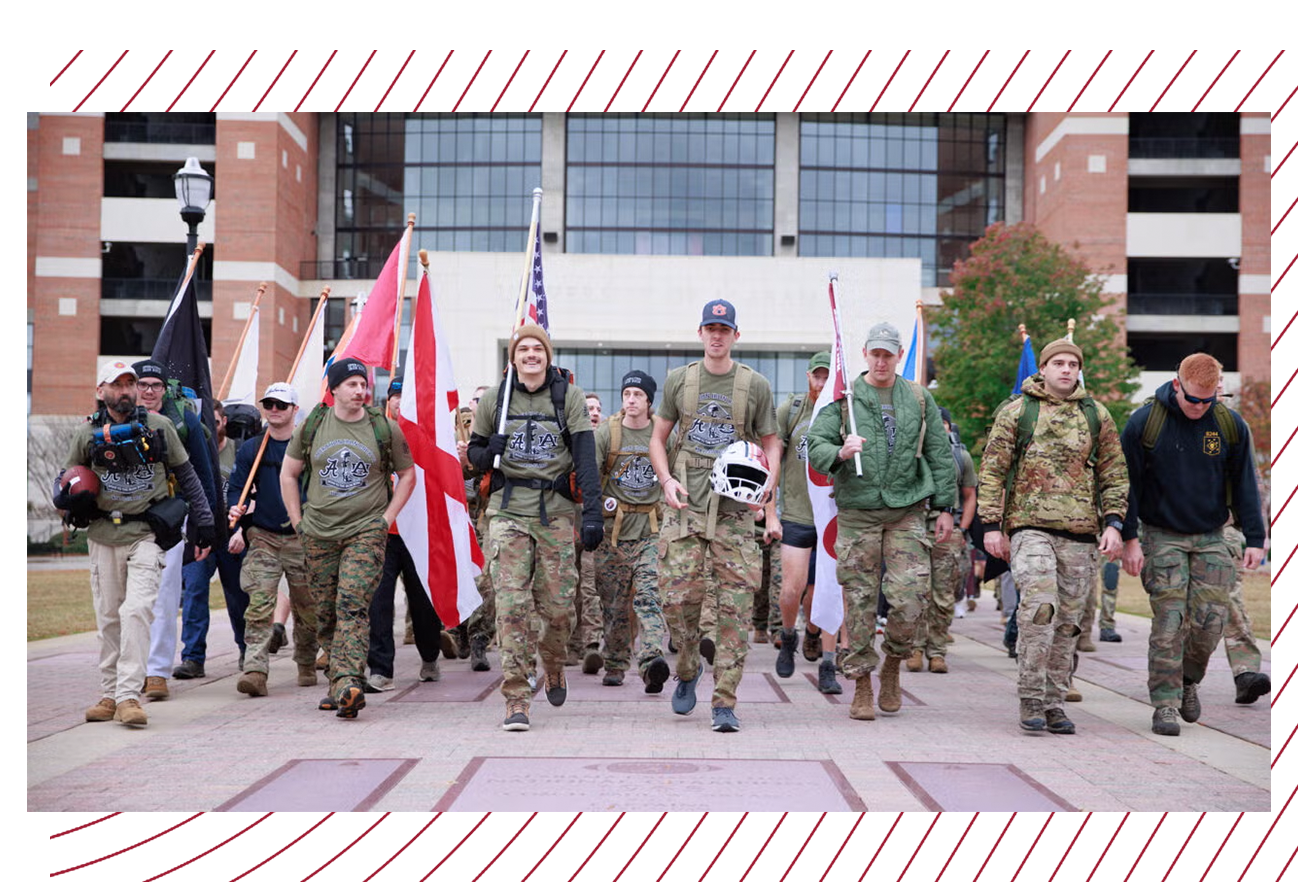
top-left (137, 381), bottom-right (164, 392)
top-left (1177, 378), bottom-right (1217, 406)
top-left (261, 399), bottom-right (293, 411)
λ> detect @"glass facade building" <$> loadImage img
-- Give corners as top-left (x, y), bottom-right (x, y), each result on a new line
top-left (798, 113), bottom-right (1007, 286)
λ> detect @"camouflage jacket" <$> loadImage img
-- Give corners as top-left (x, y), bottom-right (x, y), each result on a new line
top-left (977, 375), bottom-right (1128, 536)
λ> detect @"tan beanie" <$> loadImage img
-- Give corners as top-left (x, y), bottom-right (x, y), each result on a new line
top-left (1039, 338), bottom-right (1083, 368)
top-left (509, 323), bottom-right (553, 368)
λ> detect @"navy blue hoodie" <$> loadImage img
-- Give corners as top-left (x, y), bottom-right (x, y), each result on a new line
top-left (1120, 380), bottom-right (1264, 547)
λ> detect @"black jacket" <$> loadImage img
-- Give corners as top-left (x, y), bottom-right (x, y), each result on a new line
top-left (1120, 381), bottom-right (1264, 547)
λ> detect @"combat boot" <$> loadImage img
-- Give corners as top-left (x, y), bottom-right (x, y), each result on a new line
top-left (1045, 708), bottom-right (1076, 734)
top-left (1235, 672), bottom-right (1271, 704)
top-left (315, 649), bottom-right (329, 671)
top-left (1151, 706), bottom-right (1180, 736)
top-left (818, 659), bottom-right (842, 695)
top-left (849, 677), bottom-right (875, 720)
top-left (470, 635), bottom-right (491, 672)
top-left (1019, 698), bottom-right (1046, 731)
top-left (1076, 633), bottom-right (1097, 652)
top-left (877, 655), bottom-right (903, 712)
top-left (776, 629), bottom-right (798, 678)
top-left (298, 664), bottom-right (318, 687)
top-left (1180, 681), bottom-right (1201, 723)
top-left (802, 628), bottom-right (822, 661)
top-left (237, 671), bottom-right (268, 697)
top-left (144, 676), bottom-right (169, 701)
top-left (906, 649), bottom-right (923, 672)
top-left (85, 697), bottom-right (116, 722)
top-left (928, 656), bottom-right (948, 674)
top-left (114, 699), bottom-right (148, 727)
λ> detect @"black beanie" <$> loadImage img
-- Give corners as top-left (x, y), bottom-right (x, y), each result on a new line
top-left (327, 358), bottom-right (369, 391)
top-left (621, 370), bottom-right (657, 404)
top-left (132, 359), bottom-right (169, 382)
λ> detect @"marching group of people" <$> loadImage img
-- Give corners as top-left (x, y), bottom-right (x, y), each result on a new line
top-left (59, 298), bottom-right (1268, 738)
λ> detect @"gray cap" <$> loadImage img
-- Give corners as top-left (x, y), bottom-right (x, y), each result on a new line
top-left (865, 322), bottom-right (903, 355)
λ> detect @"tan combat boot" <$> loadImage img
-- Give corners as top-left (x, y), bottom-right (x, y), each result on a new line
top-left (298, 664), bottom-right (318, 687)
top-left (114, 698), bottom-right (148, 727)
top-left (928, 656), bottom-right (949, 674)
top-left (144, 676), bottom-right (169, 700)
top-left (878, 655), bottom-right (903, 713)
top-left (85, 697), bottom-right (116, 722)
top-left (905, 649), bottom-right (923, 672)
top-left (237, 671), bottom-right (269, 697)
top-left (315, 649), bottom-right (330, 671)
top-left (849, 676), bottom-right (875, 720)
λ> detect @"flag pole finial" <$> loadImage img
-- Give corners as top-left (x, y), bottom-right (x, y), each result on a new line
top-left (407, 213), bottom-right (416, 228)
top-left (1066, 317), bottom-right (1076, 341)
top-left (418, 249), bottom-right (430, 268)
top-left (828, 271), bottom-right (838, 282)
top-left (1018, 323), bottom-right (1027, 342)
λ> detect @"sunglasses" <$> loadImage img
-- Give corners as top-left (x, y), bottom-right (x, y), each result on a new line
top-left (1177, 378), bottom-right (1216, 406)
top-left (261, 399), bottom-right (293, 411)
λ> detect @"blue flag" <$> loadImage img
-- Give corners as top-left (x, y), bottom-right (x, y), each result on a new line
top-left (1013, 335), bottom-right (1038, 394)
top-left (901, 318), bottom-right (920, 381)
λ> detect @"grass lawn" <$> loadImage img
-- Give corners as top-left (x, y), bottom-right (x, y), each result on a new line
top-left (1114, 568), bottom-right (1272, 639)
top-left (28, 568), bottom-right (227, 642)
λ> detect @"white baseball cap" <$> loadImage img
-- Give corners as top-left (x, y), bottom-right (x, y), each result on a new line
top-left (97, 360), bottom-right (137, 386)
top-left (261, 382), bottom-right (299, 406)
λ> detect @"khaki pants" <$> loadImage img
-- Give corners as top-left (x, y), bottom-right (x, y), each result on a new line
top-left (90, 536), bottom-right (166, 703)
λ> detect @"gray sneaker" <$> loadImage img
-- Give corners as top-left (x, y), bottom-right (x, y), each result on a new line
top-left (711, 706), bottom-right (740, 733)
top-left (1099, 628), bottom-right (1122, 643)
top-left (502, 701), bottom-right (530, 732)
top-left (365, 674), bottom-right (394, 693)
top-left (419, 660), bottom-right (441, 682)
top-left (1180, 682), bottom-right (1201, 723)
top-left (1152, 706), bottom-right (1181, 736)
top-left (671, 672), bottom-right (700, 715)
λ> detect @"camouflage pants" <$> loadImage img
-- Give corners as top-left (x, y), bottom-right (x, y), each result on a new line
top-left (914, 526), bottom-right (962, 658)
top-left (659, 507), bottom-right (756, 709)
top-left (835, 505), bottom-right (930, 678)
top-left (241, 527), bottom-right (318, 675)
top-left (1079, 550), bottom-right (1119, 633)
top-left (301, 520), bottom-right (387, 687)
top-left (1011, 530), bottom-right (1096, 709)
top-left (751, 534), bottom-right (782, 634)
top-left (596, 536), bottom-right (668, 674)
top-left (466, 525), bottom-right (496, 643)
top-left (1142, 526), bottom-right (1233, 708)
top-left (488, 514), bottom-right (575, 703)
top-left (568, 544), bottom-right (604, 655)
top-left (1223, 525), bottom-right (1261, 676)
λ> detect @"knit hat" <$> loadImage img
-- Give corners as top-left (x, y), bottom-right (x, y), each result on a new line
top-left (621, 369), bottom-right (657, 404)
top-left (808, 350), bottom-right (832, 372)
top-left (1040, 338), bottom-right (1084, 368)
top-left (509, 323), bottom-right (553, 368)
top-left (132, 359), bottom-right (169, 383)
top-left (326, 357), bottom-right (369, 390)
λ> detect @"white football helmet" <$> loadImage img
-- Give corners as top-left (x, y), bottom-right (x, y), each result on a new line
top-left (709, 440), bottom-right (771, 504)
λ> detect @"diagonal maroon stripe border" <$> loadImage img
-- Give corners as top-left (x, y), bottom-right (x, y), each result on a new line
top-left (680, 50), bottom-right (717, 112)
top-left (122, 51), bottom-right (172, 112)
top-left (974, 812), bottom-right (1017, 882)
top-left (50, 50), bottom-right (81, 86)
top-left (73, 49), bottom-right (128, 112)
top-left (606, 50), bottom-right (643, 112)
top-left (989, 50), bottom-right (1029, 112)
top-left (142, 812), bottom-right (273, 882)
top-left (779, 812), bottom-right (825, 882)
top-left (232, 813), bottom-right (334, 882)
top-left (935, 812), bottom-right (979, 882)
top-left (756, 50), bottom-right (794, 112)
top-left (453, 50), bottom-right (491, 113)
top-left (819, 813), bottom-right (865, 881)
top-left (473, 812), bottom-right (536, 881)
top-left (1028, 51), bottom-right (1070, 112)
top-left (949, 50), bottom-right (989, 112)
top-left (718, 49), bottom-right (756, 112)
top-left (795, 51), bottom-right (832, 113)
top-left (1048, 813), bottom-right (1091, 882)
top-left (1152, 50), bottom-right (1196, 111)
top-left (376, 50), bottom-right (414, 112)
top-left (296, 50), bottom-right (336, 112)
top-left (493, 50), bottom-right (530, 112)
top-left (1124, 812), bottom-right (1166, 882)
top-left (568, 812), bottom-right (622, 882)
top-left (415, 50), bottom-right (453, 113)
top-left (898, 813), bottom-right (941, 882)
top-left (657, 813), bottom-right (708, 882)
top-left (1274, 142), bottom-right (1298, 178)
top-left (739, 812), bottom-right (783, 882)
top-left (1192, 48), bottom-right (1238, 111)
top-left (168, 50), bottom-right (214, 112)
top-left (1086, 812), bottom-right (1128, 882)
top-left (1236, 49), bottom-right (1284, 111)
top-left (50, 812), bottom-right (121, 839)
top-left (871, 50), bottom-right (910, 111)
top-left (910, 49), bottom-right (949, 112)
top-left (1274, 721), bottom-right (1298, 769)
top-left (1110, 50), bottom-right (1153, 111)
top-left (1272, 664), bottom-right (1295, 705)
top-left (521, 812), bottom-right (579, 882)
top-left (705, 813), bottom-right (749, 880)
top-left (1275, 82), bottom-right (1298, 119)
top-left (51, 813), bottom-right (204, 876)
top-left (832, 52), bottom-right (870, 112)
top-left (567, 50), bottom-right (605, 112)
top-left (531, 50), bottom-right (566, 113)
top-left (1011, 813), bottom-right (1052, 882)
top-left (1161, 812), bottom-right (1205, 882)
top-left (613, 812), bottom-right (665, 882)
top-left (419, 813), bottom-right (489, 882)
top-left (255, 50), bottom-right (296, 112)
top-left (213, 49), bottom-right (256, 112)
top-left (301, 812), bottom-right (387, 881)
top-left (861, 812), bottom-right (904, 880)
top-left (360, 814), bottom-right (438, 882)
top-left (1198, 812), bottom-right (1245, 882)
top-left (643, 50), bottom-right (679, 112)
top-left (1068, 50), bottom-right (1110, 111)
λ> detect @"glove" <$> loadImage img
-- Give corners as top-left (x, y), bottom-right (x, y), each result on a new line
top-left (193, 523), bottom-right (216, 550)
top-left (581, 519), bottom-right (604, 552)
top-left (487, 433), bottom-right (508, 458)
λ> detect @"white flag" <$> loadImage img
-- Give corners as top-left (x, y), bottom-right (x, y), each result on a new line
top-left (292, 304), bottom-right (325, 423)
top-left (225, 310), bottom-right (259, 405)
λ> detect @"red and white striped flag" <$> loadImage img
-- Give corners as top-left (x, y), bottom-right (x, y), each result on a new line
top-left (809, 279), bottom-right (850, 636)
top-left (394, 271), bottom-right (484, 628)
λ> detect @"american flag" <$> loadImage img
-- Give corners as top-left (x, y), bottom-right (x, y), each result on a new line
top-left (519, 229), bottom-right (549, 332)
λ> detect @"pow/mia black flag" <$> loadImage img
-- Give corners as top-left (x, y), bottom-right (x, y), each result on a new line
top-left (152, 248), bottom-right (226, 535)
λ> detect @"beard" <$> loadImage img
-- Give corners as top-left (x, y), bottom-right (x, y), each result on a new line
top-left (105, 392), bottom-right (136, 418)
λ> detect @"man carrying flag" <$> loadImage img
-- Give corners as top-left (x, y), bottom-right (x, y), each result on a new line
top-left (807, 320), bottom-right (956, 722)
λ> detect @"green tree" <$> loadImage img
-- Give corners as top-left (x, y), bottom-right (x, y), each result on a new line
top-left (931, 223), bottom-right (1140, 455)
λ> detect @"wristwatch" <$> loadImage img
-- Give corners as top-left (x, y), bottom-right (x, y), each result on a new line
top-left (1104, 515), bottom-right (1123, 532)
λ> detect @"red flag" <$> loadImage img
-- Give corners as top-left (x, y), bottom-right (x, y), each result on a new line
top-left (335, 231), bottom-right (407, 369)
top-left (394, 273), bottom-right (484, 628)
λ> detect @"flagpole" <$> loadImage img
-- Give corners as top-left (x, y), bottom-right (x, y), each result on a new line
top-left (828, 273), bottom-right (863, 477)
top-left (216, 283), bottom-right (267, 400)
top-left (229, 287), bottom-right (331, 528)
top-left (914, 299), bottom-right (926, 387)
top-left (391, 214), bottom-right (416, 375)
top-left (1066, 317), bottom-right (1076, 342)
top-left (1019, 323), bottom-right (1028, 344)
top-left (494, 187), bottom-right (544, 468)
top-left (419, 248), bottom-right (472, 446)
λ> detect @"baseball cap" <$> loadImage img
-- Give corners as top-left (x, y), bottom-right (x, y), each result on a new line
top-left (388, 378), bottom-right (403, 396)
top-left (326, 358), bottom-right (369, 391)
top-left (808, 351), bottom-right (832, 372)
top-left (700, 299), bottom-right (738, 330)
top-left (261, 382), bottom-right (299, 406)
top-left (864, 322), bottom-right (903, 355)
top-left (621, 369), bottom-right (657, 404)
top-left (97, 360), bottom-right (136, 386)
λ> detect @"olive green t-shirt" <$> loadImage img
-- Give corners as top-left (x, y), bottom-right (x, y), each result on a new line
top-left (217, 440), bottom-right (236, 500)
top-left (287, 408), bottom-right (413, 540)
top-left (596, 416), bottom-right (661, 542)
top-left (65, 411), bottom-right (190, 546)
top-left (776, 393), bottom-right (816, 525)
top-left (658, 361), bottom-right (777, 514)
top-left (472, 377), bottom-right (593, 522)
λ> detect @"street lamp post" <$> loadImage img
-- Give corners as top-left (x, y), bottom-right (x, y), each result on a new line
top-left (173, 156), bottom-right (213, 257)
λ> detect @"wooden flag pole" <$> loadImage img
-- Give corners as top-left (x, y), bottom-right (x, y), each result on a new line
top-left (1066, 317), bottom-right (1076, 342)
top-left (1019, 323), bottom-right (1028, 344)
top-left (494, 187), bottom-right (544, 468)
top-left (391, 214), bottom-right (416, 375)
top-left (914, 299), bottom-right (926, 387)
top-left (229, 287), bottom-right (331, 528)
top-left (216, 283), bottom-right (267, 400)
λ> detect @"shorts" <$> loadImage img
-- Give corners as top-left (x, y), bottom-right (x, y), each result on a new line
top-left (782, 520), bottom-right (818, 585)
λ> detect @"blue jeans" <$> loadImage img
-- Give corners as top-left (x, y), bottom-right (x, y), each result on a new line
top-left (180, 545), bottom-right (248, 663)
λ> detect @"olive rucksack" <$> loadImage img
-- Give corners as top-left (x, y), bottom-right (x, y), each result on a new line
top-left (297, 403), bottom-right (394, 498)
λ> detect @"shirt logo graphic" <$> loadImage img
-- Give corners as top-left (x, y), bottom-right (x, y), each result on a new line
top-left (1204, 432), bottom-right (1222, 456)
top-left (318, 447), bottom-right (372, 493)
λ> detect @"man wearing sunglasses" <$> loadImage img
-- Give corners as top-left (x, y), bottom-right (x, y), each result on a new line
top-left (226, 383), bottom-right (320, 698)
top-left (1121, 353), bottom-right (1266, 737)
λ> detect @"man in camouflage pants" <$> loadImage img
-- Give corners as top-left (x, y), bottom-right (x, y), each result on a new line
top-left (807, 323), bottom-right (956, 722)
top-left (226, 383), bottom-right (319, 698)
top-left (979, 338), bottom-right (1127, 736)
top-left (458, 405), bottom-right (497, 672)
top-left (650, 299), bottom-right (780, 734)
top-left (1223, 523), bottom-right (1270, 703)
top-left (281, 359), bottom-right (416, 720)
top-left (1121, 353), bottom-right (1266, 735)
top-left (594, 371), bottom-right (671, 692)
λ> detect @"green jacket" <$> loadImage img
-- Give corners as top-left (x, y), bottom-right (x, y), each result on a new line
top-left (806, 375), bottom-right (956, 512)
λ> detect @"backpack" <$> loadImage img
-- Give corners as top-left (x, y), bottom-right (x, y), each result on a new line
top-left (481, 365), bottom-right (581, 518)
top-left (667, 360), bottom-right (757, 475)
top-left (995, 391), bottom-right (1102, 505)
top-left (600, 411), bottom-right (662, 544)
top-left (223, 403), bottom-right (263, 444)
top-left (1139, 397), bottom-right (1241, 517)
top-left (298, 403), bottom-right (393, 498)
top-left (159, 379), bottom-right (212, 445)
